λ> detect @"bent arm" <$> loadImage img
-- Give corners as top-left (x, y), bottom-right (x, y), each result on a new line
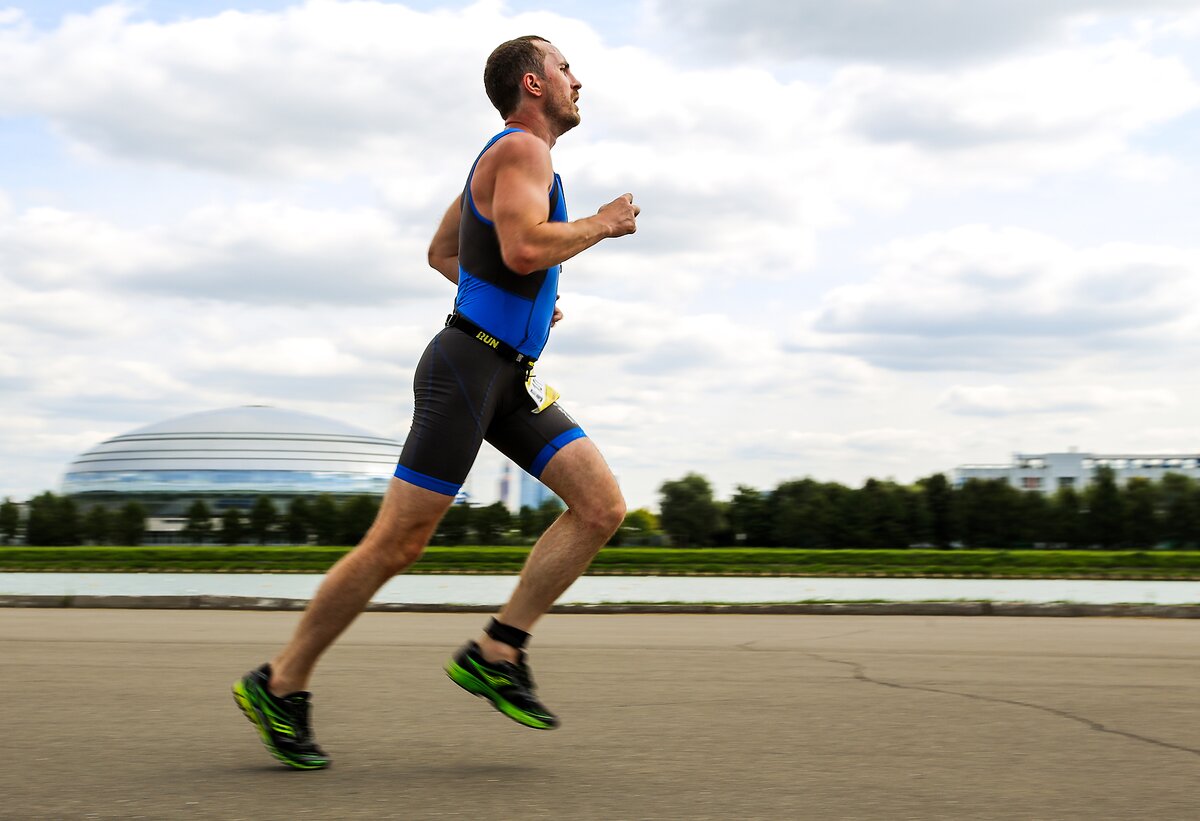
top-left (428, 197), bottom-right (461, 284)
top-left (490, 136), bottom-right (637, 275)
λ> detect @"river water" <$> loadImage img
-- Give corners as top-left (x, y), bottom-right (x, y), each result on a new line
top-left (1, 573), bottom-right (1198, 605)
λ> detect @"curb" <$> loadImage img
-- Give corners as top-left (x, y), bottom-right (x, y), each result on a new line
top-left (1, 595), bottom-right (1199, 618)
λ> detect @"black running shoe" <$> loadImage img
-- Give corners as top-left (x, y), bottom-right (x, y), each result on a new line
top-left (445, 641), bottom-right (559, 730)
top-left (232, 663), bottom-right (330, 770)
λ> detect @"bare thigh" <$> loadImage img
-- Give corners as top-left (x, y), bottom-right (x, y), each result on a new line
top-left (368, 476), bottom-right (456, 550)
top-left (537, 437), bottom-right (624, 518)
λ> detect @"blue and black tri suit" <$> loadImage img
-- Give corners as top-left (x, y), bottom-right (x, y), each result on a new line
top-left (394, 129), bottom-right (587, 496)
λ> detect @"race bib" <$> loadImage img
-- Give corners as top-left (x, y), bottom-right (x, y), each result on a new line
top-left (524, 373), bottom-right (561, 414)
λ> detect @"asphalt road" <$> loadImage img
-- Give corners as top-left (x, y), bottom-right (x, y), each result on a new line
top-left (2, 610), bottom-right (1198, 820)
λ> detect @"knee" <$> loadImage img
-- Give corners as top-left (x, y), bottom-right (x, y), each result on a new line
top-left (376, 541), bottom-right (425, 576)
top-left (363, 523), bottom-right (430, 576)
top-left (576, 494), bottom-right (626, 538)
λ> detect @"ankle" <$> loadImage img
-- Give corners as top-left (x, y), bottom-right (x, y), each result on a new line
top-left (267, 660), bottom-right (307, 697)
top-left (476, 635), bottom-right (521, 664)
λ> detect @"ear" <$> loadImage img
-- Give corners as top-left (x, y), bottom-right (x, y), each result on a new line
top-left (523, 72), bottom-right (543, 96)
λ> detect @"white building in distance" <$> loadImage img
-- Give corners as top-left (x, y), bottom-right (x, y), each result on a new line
top-left (955, 451), bottom-right (1200, 494)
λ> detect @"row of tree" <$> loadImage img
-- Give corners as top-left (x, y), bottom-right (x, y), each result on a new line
top-left (0, 493), bottom-right (393, 547)
top-left (0, 492), bottom-right (659, 547)
top-left (4, 495), bottom-right (151, 547)
top-left (658, 468), bottom-right (1200, 549)
top-left (8, 466), bottom-right (1200, 549)
top-left (176, 496), bottom-right (384, 546)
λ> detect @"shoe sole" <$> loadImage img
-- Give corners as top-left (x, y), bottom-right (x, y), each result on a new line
top-left (445, 659), bottom-right (557, 730)
top-left (231, 679), bottom-right (330, 770)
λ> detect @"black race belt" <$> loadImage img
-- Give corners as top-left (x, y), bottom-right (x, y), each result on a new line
top-left (445, 313), bottom-right (535, 368)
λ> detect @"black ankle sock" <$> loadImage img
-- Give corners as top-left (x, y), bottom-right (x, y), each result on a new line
top-left (485, 618), bottom-right (530, 650)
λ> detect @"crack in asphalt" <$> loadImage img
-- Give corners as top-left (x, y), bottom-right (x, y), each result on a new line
top-left (807, 652), bottom-right (1200, 759)
top-left (736, 629), bottom-right (875, 653)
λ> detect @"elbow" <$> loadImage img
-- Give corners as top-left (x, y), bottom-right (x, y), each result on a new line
top-left (429, 252), bottom-right (456, 278)
top-left (427, 246), bottom-right (441, 271)
top-left (501, 245), bottom-right (539, 276)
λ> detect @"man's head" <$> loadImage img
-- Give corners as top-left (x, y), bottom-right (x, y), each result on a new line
top-left (485, 36), bottom-right (581, 133)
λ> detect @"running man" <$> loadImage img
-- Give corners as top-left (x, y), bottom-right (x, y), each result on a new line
top-left (233, 35), bottom-right (639, 769)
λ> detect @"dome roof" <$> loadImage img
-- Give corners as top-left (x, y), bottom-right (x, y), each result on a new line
top-left (121, 405), bottom-right (384, 440)
top-left (62, 406), bottom-right (402, 497)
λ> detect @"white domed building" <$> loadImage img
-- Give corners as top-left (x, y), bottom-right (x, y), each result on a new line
top-left (62, 406), bottom-right (402, 526)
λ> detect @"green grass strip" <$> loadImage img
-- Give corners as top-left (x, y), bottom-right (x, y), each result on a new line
top-left (2, 546), bottom-right (1200, 577)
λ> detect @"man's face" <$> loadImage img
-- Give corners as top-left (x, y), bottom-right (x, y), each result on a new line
top-left (538, 44), bottom-right (582, 134)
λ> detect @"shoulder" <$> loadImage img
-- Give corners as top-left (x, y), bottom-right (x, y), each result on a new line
top-left (487, 131), bottom-right (553, 175)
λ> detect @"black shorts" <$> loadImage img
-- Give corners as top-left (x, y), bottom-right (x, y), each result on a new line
top-left (394, 327), bottom-right (586, 496)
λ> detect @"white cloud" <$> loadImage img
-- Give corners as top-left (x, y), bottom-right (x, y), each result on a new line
top-left (0, 3), bottom-right (478, 176)
top-left (186, 336), bottom-right (368, 377)
top-left (1152, 7), bottom-right (1200, 36)
top-left (722, 426), bottom-right (956, 489)
top-left (733, 427), bottom-right (947, 460)
top-left (3, 2), bottom-right (1200, 510)
top-left (550, 295), bottom-right (755, 374)
top-left (0, 199), bottom-right (439, 306)
top-left (837, 42), bottom-right (1199, 152)
top-left (651, 0), bottom-right (1200, 66)
top-left (798, 225), bottom-right (1200, 371)
top-left (0, 206), bottom-right (175, 289)
top-left (0, 2), bottom-right (604, 179)
top-left (0, 282), bottom-right (137, 338)
top-left (35, 356), bottom-right (194, 403)
top-left (938, 384), bottom-right (1179, 416)
top-left (1128, 424), bottom-right (1200, 450)
top-left (3, 1), bottom-right (1190, 308)
top-left (156, 202), bottom-right (438, 305)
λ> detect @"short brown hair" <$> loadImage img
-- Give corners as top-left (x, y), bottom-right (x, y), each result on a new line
top-left (484, 35), bottom-right (549, 117)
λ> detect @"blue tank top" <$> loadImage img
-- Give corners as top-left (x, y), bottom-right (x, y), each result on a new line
top-left (454, 128), bottom-right (568, 360)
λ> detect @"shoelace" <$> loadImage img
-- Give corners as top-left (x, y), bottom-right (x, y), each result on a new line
top-left (281, 697), bottom-right (316, 745)
top-left (491, 659), bottom-right (535, 693)
top-left (515, 661), bottom-right (536, 691)
top-left (512, 650), bottom-right (537, 690)
top-left (512, 662), bottom-right (540, 694)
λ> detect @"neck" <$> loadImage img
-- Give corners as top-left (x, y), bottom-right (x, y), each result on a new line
top-left (504, 114), bottom-right (556, 148)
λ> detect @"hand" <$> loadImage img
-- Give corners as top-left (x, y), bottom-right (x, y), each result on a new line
top-left (551, 305), bottom-right (564, 327)
top-left (597, 193), bottom-right (640, 238)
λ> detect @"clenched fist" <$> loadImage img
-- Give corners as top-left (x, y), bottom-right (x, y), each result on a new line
top-left (597, 193), bottom-right (640, 238)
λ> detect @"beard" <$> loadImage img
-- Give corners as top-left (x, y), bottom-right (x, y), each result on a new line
top-left (547, 92), bottom-right (581, 134)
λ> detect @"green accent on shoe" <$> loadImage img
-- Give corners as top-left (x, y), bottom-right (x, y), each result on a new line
top-left (467, 656), bottom-right (516, 688)
top-left (232, 678), bottom-right (330, 770)
top-left (445, 658), bottom-right (556, 730)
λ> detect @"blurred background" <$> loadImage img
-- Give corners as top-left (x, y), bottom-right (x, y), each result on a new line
top-left (4, 1), bottom-right (1200, 539)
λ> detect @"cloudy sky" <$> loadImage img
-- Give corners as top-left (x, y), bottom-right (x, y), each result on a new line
top-left (3, 0), bottom-right (1200, 509)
